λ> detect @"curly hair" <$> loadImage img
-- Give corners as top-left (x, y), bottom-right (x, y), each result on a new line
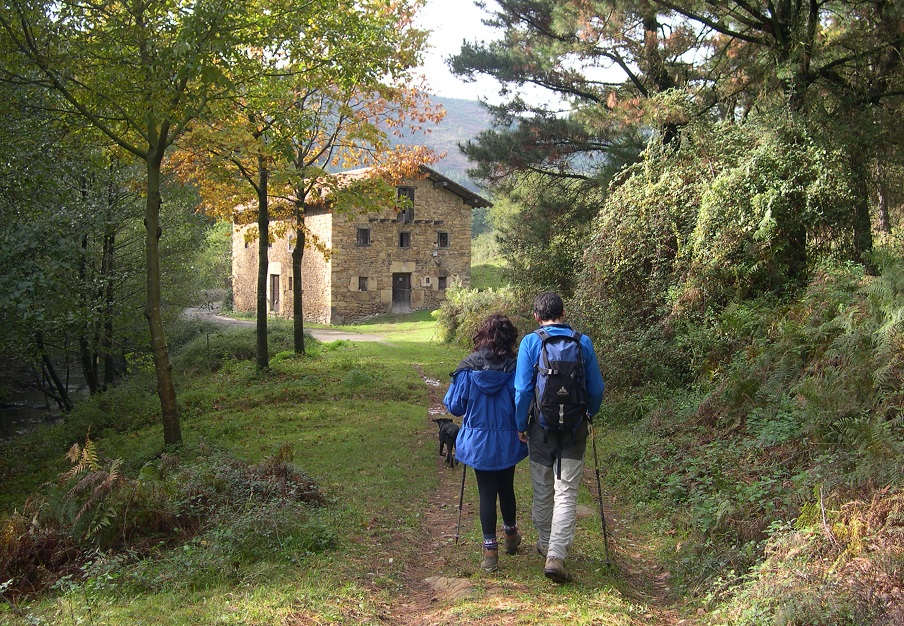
top-left (472, 314), bottom-right (519, 359)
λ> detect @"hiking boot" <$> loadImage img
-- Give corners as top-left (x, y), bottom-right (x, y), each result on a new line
top-left (482, 548), bottom-right (499, 572)
top-left (544, 556), bottom-right (572, 584)
top-left (503, 529), bottom-right (522, 555)
top-left (535, 540), bottom-right (548, 558)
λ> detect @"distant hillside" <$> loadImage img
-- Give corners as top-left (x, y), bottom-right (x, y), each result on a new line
top-left (393, 95), bottom-right (495, 194)
top-left (425, 96), bottom-right (494, 181)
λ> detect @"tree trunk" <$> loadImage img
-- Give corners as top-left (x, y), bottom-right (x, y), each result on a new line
top-left (145, 154), bottom-right (182, 446)
top-left (850, 155), bottom-right (875, 270)
top-left (35, 332), bottom-right (73, 412)
top-left (78, 233), bottom-right (101, 394)
top-left (102, 217), bottom-right (117, 390)
top-left (292, 202), bottom-right (306, 355)
top-left (78, 336), bottom-right (99, 394)
top-left (876, 162), bottom-right (890, 234)
top-left (256, 159), bottom-right (270, 370)
top-left (641, 12), bottom-right (679, 145)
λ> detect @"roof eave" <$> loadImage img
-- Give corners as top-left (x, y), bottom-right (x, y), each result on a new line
top-left (418, 165), bottom-right (492, 208)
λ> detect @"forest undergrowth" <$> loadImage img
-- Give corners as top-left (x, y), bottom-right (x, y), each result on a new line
top-left (1, 273), bottom-right (902, 625)
top-left (436, 250), bottom-right (904, 625)
top-left (0, 316), bottom-right (674, 625)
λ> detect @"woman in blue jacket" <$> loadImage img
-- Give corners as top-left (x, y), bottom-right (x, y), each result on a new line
top-left (443, 314), bottom-right (528, 572)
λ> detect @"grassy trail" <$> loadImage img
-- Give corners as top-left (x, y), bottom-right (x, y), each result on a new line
top-left (1, 315), bottom-right (697, 625)
top-left (379, 364), bottom-right (693, 626)
top-left (327, 315), bottom-right (695, 625)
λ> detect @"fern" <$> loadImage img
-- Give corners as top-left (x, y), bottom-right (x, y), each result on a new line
top-left (57, 435), bottom-right (126, 544)
top-left (62, 436), bottom-right (101, 480)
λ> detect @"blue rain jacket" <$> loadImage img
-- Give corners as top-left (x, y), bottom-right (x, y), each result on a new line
top-left (443, 349), bottom-right (528, 471)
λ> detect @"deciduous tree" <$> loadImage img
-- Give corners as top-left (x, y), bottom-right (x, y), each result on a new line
top-left (177, 0), bottom-right (440, 360)
top-left (0, 0), bottom-right (283, 445)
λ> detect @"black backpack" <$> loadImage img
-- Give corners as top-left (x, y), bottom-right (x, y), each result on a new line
top-left (532, 328), bottom-right (589, 438)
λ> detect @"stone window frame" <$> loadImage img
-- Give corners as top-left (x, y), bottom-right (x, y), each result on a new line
top-left (356, 227), bottom-right (371, 246)
top-left (437, 231), bottom-right (449, 248)
top-left (438, 276), bottom-right (448, 290)
top-left (399, 231), bottom-right (411, 248)
top-left (358, 276), bottom-right (368, 292)
top-left (397, 186), bottom-right (415, 223)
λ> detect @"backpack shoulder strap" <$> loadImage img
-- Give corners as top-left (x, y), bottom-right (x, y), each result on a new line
top-left (572, 331), bottom-right (585, 363)
top-left (534, 328), bottom-right (554, 374)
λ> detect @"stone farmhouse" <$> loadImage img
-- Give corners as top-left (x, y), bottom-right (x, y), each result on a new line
top-left (231, 165), bottom-right (491, 325)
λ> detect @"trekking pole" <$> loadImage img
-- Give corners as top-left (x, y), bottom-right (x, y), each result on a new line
top-left (590, 422), bottom-right (612, 567)
top-left (454, 465), bottom-right (466, 544)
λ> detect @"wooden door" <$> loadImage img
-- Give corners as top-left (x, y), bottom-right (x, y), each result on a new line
top-left (392, 273), bottom-right (411, 313)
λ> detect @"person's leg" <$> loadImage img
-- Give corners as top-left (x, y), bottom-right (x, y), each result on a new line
top-left (530, 460), bottom-right (554, 553)
top-left (474, 469), bottom-right (500, 572)
top-left (473, 469), bottom-right (499, 542)
top-left (496, 465), bottom-right (522, 554)
top-left (547, 456), bottom-right (584, 561)
top-left (496, 465), bottom-right (517, 527)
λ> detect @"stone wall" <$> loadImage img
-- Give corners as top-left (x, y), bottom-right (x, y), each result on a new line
top-left (298, 210), bottom-right (333, 323)
top-left (231, 224), bottom-right (259, 314)
top-left (230, 209), bottom-right (333, 323)
top-left (329, 176), bottom-right (472, 324)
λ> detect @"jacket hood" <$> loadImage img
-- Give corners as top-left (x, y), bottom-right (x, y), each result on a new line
top-left (470, 369), bottom-right (513, 395)
top-left (452, 348), bottom-right (516, 395)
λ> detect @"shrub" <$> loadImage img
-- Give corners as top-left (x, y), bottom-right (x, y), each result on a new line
top-left (707, 490), bottom-right (903, 625)
top-left (0, 440), bottom-right (326, 597)
top-left (605, 258), bottom-right (904, 594)
top-left (470, 231), bottom-right (501, 266)
top-left (172, 322), bottom-right (297, 374)
top-left (470, 263), bottom-right (508, 290)
top-left (575, 116), bottom-right (864, 389)
top-left (433, 279), bottom-right (529, 347)
top-left (205, 500), bottom-right (334, 564)
top-left (165, 316), bottom-right (223, 353)
top-left (0, 512), bottom-right (81, 599)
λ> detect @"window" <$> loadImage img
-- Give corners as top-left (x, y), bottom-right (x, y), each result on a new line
top-left (399, 231), bottom-right (410, 248)
top-left (356, 227), bottom-right (371, 246)
top-left (269, 274), bottom-right (280, 312)
top-left (397, 186), bottom-right (414, 223)
top-left (438, 276), bottom-right (448, 290)
top-left (288, 275), bottom-right (293, 291)
top-left (358, 277), bottom-right (368, 292)
top-left (437, 231), bottom-right (449, 248)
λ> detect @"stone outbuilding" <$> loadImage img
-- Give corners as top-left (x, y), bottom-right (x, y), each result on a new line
top-left (231, 165), bottom-right (491, 325)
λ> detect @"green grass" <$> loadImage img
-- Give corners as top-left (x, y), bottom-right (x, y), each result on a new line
top-left (471, 262), bottom-right (508, 290)
top-left (0, 313), bottom-right (667, 625)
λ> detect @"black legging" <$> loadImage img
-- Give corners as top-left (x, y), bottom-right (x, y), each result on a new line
top-left (473, 465), bottom-right (518, 539)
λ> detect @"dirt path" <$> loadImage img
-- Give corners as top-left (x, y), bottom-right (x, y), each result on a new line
top-left (386, 367), bottom-right (479, 624)
top-left (384, 369), bottom-right (698, 626)
top-left (182, 308), bottom-right (386, 342)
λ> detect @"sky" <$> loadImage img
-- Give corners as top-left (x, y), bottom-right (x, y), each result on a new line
top-left (414, 0), bottom-right (502, 101)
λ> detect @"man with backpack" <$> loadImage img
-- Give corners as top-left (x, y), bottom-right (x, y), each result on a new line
top-left (515, 291), bottom-right (605, 583)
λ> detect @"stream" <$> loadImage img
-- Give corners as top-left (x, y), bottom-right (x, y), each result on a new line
top-left (0, 368), bottom-right (87, 439)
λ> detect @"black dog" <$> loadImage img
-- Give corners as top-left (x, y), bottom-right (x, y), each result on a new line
top-left (432, 417), bottom-right (460, 467)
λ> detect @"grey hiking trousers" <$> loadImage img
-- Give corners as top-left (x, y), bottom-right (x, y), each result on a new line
top-left (530, 457), bottom-right (584, 561)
